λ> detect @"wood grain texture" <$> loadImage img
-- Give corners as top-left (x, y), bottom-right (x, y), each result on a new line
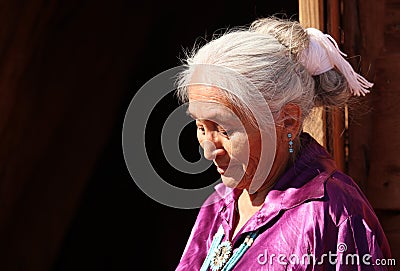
top-left (345, 0), bottom-right (400, 261)
top-left (300, 0), bottom-right (348, 170)
top-left (299, 0), bottom-right (327, 147)
top-left (326, 0), bottom-right (346, 172)
top-left (299, 0), bottom-right (324, 29)
top-left (377, 210), bottom-right (400, 264)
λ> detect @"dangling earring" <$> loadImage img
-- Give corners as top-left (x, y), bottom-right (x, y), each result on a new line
top-left (288, 133), bottom-right (294, 153)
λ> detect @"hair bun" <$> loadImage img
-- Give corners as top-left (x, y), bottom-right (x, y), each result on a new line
top-left (250, 17), bottom-right (309, 57)
top-left (313, 69), bottom-right (351, 107)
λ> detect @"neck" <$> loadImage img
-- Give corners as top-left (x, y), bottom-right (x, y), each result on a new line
top-left (237, 146), bottom-right (292, 216)
top-left (232, 167), bottom-right (284, 239)
top-left (240, 181), bottom-right (275, 207)
top-left (232, 143), bottom-right (296, 239)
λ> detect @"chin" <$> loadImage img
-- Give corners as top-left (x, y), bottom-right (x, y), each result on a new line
top-left (221, 175), bottom-right (241, 188)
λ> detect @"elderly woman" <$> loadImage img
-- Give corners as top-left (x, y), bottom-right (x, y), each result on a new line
top-left (175, 18), bottom-right (391, 270)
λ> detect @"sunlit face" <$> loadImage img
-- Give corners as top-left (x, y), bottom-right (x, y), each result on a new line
top-left (187, 85), bottom-right (263, 190)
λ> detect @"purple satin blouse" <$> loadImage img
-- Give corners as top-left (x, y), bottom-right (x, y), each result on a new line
top-left (176, 133), bottom-right (392, 270)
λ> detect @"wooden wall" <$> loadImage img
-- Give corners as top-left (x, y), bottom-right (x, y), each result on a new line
top-left (345, 0), bottom-right (400, 263)
top-left (300, 0), bottom-right (400, 263)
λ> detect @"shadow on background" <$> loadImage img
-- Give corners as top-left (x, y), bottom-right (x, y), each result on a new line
top-left (0, 1), bottom-right (296, 270)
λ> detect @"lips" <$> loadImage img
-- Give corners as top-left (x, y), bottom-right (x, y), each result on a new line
top-left (214, 162), bottom-right (229, 175)
top-left (216, 166), bottom-right (228, 175)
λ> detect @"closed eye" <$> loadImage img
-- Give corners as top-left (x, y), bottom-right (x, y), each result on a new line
top-left (197, 125), bottom-right (205, 134)
top-left (218, 128), bottom-right (233, 138)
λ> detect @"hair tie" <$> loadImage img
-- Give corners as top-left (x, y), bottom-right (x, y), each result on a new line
top-left (299, 28), bottom-right (373, 96)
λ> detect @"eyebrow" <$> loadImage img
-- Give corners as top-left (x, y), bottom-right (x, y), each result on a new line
top-left (186, 108), bottom-right (236, 123)
top-left (186, 109), bottom-right (195, 118)
top-left (186, 110), bottom-right (209, 121)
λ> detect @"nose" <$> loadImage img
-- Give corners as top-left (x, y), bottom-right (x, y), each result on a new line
top-left (202, 140), bottom-right (225, 160)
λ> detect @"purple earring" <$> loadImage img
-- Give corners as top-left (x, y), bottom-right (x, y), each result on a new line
top-left (288, 133), bottom-right (294, 153)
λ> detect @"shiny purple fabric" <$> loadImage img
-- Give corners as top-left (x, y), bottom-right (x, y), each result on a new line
top-left (176, 133), bottom-right (392, 270)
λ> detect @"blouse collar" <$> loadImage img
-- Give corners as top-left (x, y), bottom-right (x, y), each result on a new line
top-left (213, 133), bottom-right (337, 233)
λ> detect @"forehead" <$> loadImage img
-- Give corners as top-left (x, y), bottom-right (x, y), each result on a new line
top-left (187, 85), bottom-right (230, 103)
top-left (187, 85), bottom-right (237, 121)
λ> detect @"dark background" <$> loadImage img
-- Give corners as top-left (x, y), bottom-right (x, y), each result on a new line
top-left (52, 1), bottom-right (298, 270)
top-left (0, 1), bottom-right (297, 271)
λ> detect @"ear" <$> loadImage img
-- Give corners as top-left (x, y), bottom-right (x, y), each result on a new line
top-left (278, 103), bottom-right (302, 138)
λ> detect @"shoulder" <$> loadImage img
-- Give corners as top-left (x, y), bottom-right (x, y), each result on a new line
top-left (323, 170), bottom-right (378, 227)
top-left (301, 171), bottom-right (391, 259)
top-left (324, 172), bottom-right (392, 259)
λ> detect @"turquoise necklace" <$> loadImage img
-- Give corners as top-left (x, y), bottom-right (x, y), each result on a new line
top-left (200, 225), bottom-right (259, 271)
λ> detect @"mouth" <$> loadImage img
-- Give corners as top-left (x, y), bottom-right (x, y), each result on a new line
top-left (214, 162), bottom-right (229, 175)
top-left (215, 162), bottom-right (245, 179)
top-left (216, 166), bottom-right (228, 175)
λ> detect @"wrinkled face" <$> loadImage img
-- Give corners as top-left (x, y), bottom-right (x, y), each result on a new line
top-left (187, 85), bottom-right (263, 189)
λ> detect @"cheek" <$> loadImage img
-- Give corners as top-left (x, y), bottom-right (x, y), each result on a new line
top-left (233, 133), bottom-right (262, 168)
top-left (249, 136), bottom-right (262, 159)
top-left (229, 133), bottom-right (250, 161)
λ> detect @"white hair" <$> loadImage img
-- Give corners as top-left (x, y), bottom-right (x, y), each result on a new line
top-left (176, 18), bottom-right (351, 129)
